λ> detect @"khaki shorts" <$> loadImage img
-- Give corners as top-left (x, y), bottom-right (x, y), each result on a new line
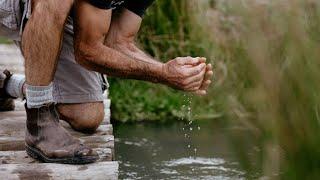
top-left (0, 0), bottom-right (106, 104)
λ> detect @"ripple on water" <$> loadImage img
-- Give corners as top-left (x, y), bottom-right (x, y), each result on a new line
top-left (164, 157), bottom-right (225, 167)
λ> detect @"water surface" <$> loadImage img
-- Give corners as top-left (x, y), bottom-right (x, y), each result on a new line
top-left (115, 121), bottom-right (249, 179)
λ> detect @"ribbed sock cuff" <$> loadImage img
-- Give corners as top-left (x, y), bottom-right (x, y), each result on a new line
top-left (5, 74), bottom-right (25, 98)
top-left (26, 83), bottom-right (54, 108)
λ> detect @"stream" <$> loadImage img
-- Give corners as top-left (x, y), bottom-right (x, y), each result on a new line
top-left (115, 121), bottom-right (248, 179)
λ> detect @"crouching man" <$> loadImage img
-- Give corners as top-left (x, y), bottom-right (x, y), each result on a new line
top-left (0, 0), bottom-right (213, 164)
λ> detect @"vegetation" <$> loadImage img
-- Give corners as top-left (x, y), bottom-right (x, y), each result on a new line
top-left (110, 0), bottom-right (320, 178)
top-left (109, 0), bottom-right (219, 122)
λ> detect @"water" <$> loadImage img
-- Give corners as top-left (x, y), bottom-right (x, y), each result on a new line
top-left (115, 121), bottom-right (248, 179)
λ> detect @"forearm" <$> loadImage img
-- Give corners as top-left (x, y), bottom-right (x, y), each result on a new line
top-left (76, 42), bottom-right (164, 83)
top-left (112, 42), bottom-right (160, 65)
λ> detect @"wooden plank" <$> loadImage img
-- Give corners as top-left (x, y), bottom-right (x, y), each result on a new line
top-left (0, 111), bottom-right (25, 121)
top-left (0, 135), bottom-right (114, 151)
top-left (0, 148), bottom-right (112, 164)
top-left (0, 161), bottom-right (118, 180)
top-left (0, 116), bottom-right (112, 138)
top-left (0, 119), bottom-right (114, 151)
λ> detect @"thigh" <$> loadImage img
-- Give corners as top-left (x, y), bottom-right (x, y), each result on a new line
top-left (53, 30), bottom-right (105, 104)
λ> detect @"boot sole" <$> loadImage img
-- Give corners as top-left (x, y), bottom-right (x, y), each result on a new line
top-left (26, 144), bottom-right (99, 164)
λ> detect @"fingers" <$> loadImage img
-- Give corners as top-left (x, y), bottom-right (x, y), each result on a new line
top-left (203, 64), bottom-right (214, 82)
top-left (176, 56), bottom-right (208, 66)
top-left (199, 80), bottom-right (212, 91)
top-left (182, 63), bottom-right (206, 76)
top-left (192, 64), bottom-right (214, 96)
top-left (176, 57), bottom-right (200, 65)
top-left (194, 90), bottom-right (207, 96)
top-left (198, 57), bottom-right (207, 64)
top-left (183, 69), bottom-right (206, 88)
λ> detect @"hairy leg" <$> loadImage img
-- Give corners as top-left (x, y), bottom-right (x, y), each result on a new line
top-left (57, 102), bottom-right (105, 134)
top-left (22, 0), bottom-right (74, 86)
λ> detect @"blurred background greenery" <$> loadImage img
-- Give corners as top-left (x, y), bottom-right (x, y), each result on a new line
top-left (1, 0), bottom-right (320, 178)
top-left (111, 0), bottom-right (320, 179)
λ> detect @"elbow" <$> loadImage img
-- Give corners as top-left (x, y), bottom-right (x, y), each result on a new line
top-left (75, 42), bottom-right (101, 68)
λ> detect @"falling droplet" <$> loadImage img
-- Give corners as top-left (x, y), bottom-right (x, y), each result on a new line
top-left (190, 127), bottom-right (193, 131)
top-left (188, 145), bottom-right (191, 148)
top-left (198, 126), bottom-right (201, 130)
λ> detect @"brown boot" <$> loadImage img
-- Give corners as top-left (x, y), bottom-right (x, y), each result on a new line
top-left (25, 103), bottom-right (99, 164)
top-left (0, 70), bottom-right (15, 111)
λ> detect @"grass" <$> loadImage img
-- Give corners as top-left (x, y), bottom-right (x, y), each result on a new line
top-left (0, 0), bottom-right (319, 177)
top-left (109, 0), bottom-right (219, 123)
top-left (111, 0), bottom-right (320, 178)
top-left (202, 0), bottom-right (320, 178)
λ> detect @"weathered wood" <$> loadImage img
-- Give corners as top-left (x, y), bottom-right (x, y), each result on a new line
top-left (0, 45), bottom-right (118, 179)
top-left (0, 161), bottom-right (119, 180)
top-left (0, 114), bottom-right (114, 151)
top-left (0, 111), bottom-right (25, 121)
top-left (0, 135), bottom-right (114, 151)
top-left (0, 148), bottom-right (112, 164)
top-left (0, 115), bottom-right (112, 136)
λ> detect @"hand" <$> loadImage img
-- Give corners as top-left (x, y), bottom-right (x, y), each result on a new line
top-left (162, 57), bottom-right (206, 91)
top-left (194, 58), bottom-right (213, 96)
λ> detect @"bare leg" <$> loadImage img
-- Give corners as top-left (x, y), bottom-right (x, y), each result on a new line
top-left (22, 0), bottom-right (73, 86)
top-left (58, 103), bottom-right (105, 134)
top-left (21, 0), bottom-right (98, 164)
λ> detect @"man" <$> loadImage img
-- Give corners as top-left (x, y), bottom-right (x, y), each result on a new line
top-left (0, 0), bottom-right (213, 164)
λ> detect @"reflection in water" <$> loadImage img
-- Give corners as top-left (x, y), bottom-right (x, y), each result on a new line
top-left (115, 121), bottom-right (247, 179)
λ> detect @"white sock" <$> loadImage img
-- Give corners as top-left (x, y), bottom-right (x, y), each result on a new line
top-left (5, 74), bottom-right (25, 98)
top-left (26, 83), bottom-right (54, 108)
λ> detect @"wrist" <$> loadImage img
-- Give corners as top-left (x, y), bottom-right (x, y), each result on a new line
top-left (150, 62), bottom-right (166, 84)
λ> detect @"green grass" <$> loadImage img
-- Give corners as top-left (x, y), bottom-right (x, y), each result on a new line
top-left (203, 0), bottom-right (320, 178)
top-left (109, 0), bottom-right (219, 123)
top-left (110, 0), bottom-right (320, 178)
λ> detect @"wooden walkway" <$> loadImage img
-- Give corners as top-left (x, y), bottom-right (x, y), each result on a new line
top-left (0, 45), bottom-right (118, 180)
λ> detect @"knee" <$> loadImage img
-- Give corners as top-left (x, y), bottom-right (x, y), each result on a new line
top-left (32, 0), bottom-right (74, 27)
top-left (57, 102), bottom-right (105, 134)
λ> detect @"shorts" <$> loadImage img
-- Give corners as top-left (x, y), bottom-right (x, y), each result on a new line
top-left (0, 0), bottom-right (107, 104)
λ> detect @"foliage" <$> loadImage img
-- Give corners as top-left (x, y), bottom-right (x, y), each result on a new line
top-left (109, 0), bottom-right (219, 122)
top-left (204, 0), bottom-right (320, 178)
top-left (112, 0), bottom-right (320, 178)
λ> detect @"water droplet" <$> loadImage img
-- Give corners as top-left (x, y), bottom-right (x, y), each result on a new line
top-left (190, 127), bottom-right (193, 131)
top-left (188, 145), bottom-right (191, 148)
top-left (198, 126), bottom-right (201, 130)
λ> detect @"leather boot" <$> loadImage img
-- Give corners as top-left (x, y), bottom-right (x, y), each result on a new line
top-left (0, 70), bottom-right (15, 111)
top-left (25, 103), bottom-right (99, 164)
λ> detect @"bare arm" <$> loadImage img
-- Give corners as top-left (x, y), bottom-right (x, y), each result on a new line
top-left (74, 0), bottom-right (163, 83)
top-left (105, 9), bottom-right (213, 95)
top-left (104, 9), bottom-right (159, 65)
top-left (74, 0), bottom-right (208, 92)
